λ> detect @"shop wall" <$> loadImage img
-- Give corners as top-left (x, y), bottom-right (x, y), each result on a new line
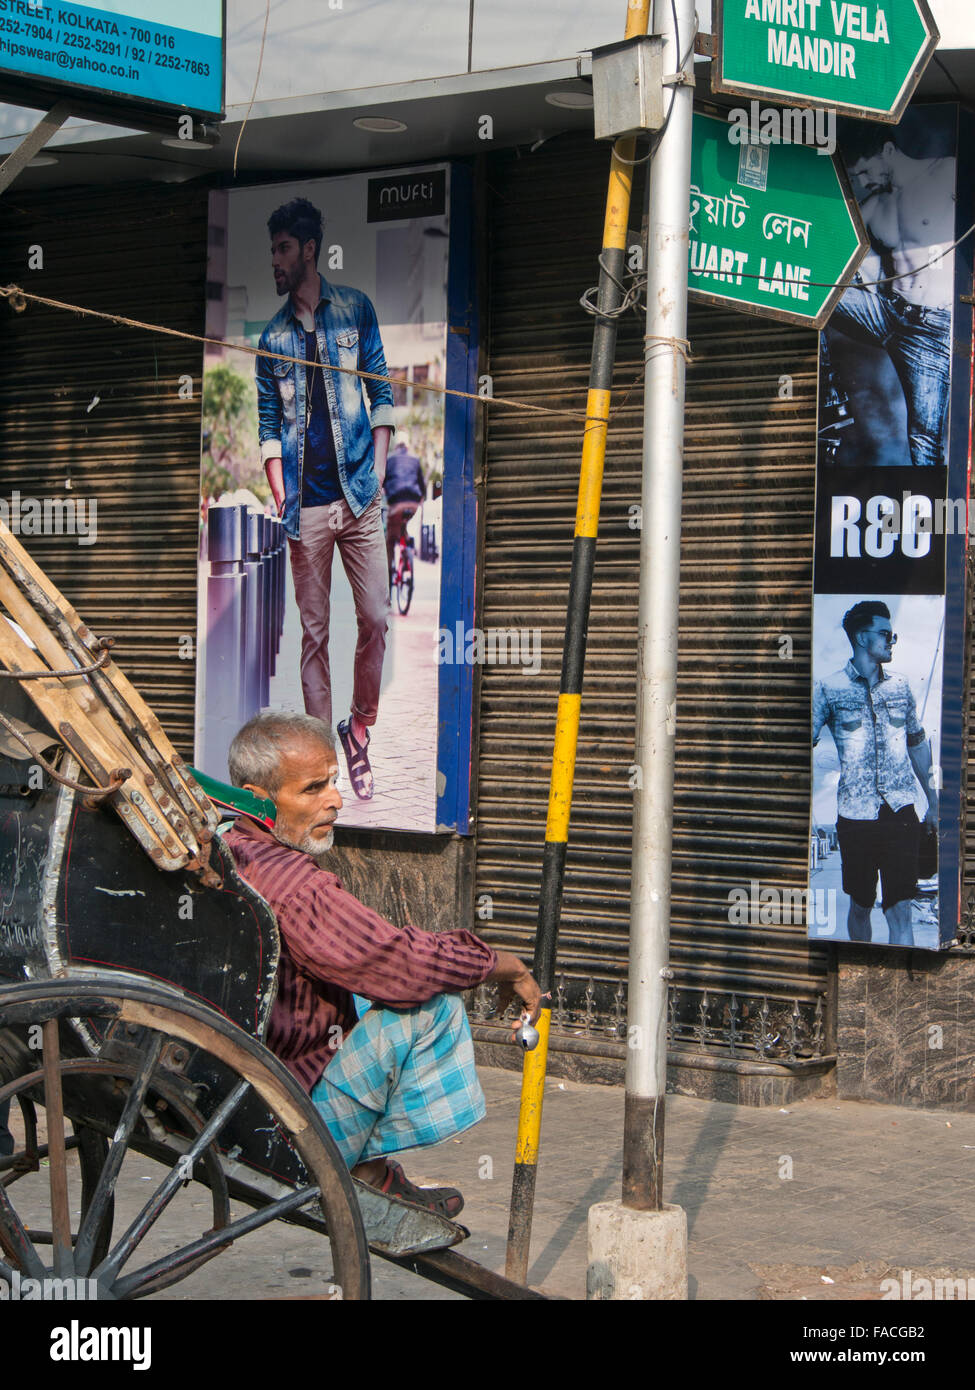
top-left (838, 946), bottom-right (975, 1108)
top-left (0, 181), bottom-right (209, 754)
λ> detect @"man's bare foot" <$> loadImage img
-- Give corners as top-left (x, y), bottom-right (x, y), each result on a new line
top-left (351, 1157), bottom-right (386, 1185)
top-left (350, 1157), bottom-right (464, 1218)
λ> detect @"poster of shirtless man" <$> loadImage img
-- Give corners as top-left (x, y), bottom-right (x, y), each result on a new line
top-left (808, 106), bottom-right (959, 954)
top-left (818, 107), bottom-right (955, 469)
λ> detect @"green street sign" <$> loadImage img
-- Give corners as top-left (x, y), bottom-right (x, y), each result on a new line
top-left (712, 0), bottom-right (939, 122)
top-left (687, 110), bottom-right (869, 328)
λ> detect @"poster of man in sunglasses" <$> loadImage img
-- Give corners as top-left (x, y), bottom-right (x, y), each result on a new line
top-left (818, 108), bottom-right (955, 471)
top-left (809, 595), bottom-right (941, 949)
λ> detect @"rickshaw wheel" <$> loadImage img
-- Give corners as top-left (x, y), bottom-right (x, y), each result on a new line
top-left (0, 1099), bottom-right (116, 1271)
top-left (0, 977), bottom-right (371, 1301)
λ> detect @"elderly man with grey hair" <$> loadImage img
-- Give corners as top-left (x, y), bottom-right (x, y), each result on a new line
top-left (223, 710), bottom-right (541, 1216)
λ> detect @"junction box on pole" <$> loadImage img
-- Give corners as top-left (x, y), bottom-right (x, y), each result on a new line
top-left (591, 36), bottom-right (665, 140)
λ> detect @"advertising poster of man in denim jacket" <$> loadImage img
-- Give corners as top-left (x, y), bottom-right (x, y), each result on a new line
top-left (199, 168), bottom-right (450, 832)
top-left (257, 197), bottom-right (395, 801)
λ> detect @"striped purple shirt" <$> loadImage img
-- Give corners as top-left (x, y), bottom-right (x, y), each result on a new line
top-left (225, 816), bottom-right (497, 1091)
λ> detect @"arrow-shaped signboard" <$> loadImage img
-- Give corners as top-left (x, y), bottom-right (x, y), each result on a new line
top-left (712, 0), bottom-right (939, 123)
top-left (687, 110), bottom-right (870, 328)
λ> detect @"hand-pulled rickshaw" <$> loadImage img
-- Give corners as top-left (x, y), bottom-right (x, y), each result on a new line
top-left (0, 522), bottom-right (541, 1302)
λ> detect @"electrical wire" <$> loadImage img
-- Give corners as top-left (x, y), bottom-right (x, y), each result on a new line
top-left (595, 5), bottom-right (975, 299)
top-left (579, 251), bottom-right (645, 322)
top-left (609, 1), bottom-right (697, 168)
top-left (0, 283), bottom-right (593, 426)
top-left (232, 0), bottom-right (272, 177)
top-left (581, 3), bottom-right (692, 319)
top-left (707, 217), bottom-right (975, 294)
top-left (3, 0), bottom-right (973, 436)
top-left (933, 54), bottom-right (963, 102)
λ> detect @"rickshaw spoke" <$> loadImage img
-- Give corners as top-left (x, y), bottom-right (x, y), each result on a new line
top-left (0, 981), bottom-right (371, 1300)
top-left (41, 1019), bottom-right (73, 1277)
top-left (94, 1077), bottom-right (251, 1286)
top-left (0, 1179), bottom-right (46, 1281)
top-left (113, 1184), bottom-right (322, 1301)
top-left (72, 1030), bottom-right (164, 1276)
top-left (0, 1133), bottom-right (81, 1187)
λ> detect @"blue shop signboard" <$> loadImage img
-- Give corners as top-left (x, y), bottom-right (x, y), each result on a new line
top-left (0, 0), bottom-right (224, 118)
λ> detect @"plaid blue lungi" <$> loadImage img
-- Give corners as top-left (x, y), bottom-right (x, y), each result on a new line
top-left (310, 992), bottom-right (486, 1169)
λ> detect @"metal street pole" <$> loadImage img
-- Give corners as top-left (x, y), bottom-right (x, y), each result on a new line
top-left (504, 0), bottom-right (653, 1286)
top-left (624, 0), bottom-right (695, 1213)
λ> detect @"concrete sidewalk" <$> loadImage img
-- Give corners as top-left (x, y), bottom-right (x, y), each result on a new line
top-left (12, 1064), bottom-right (973, 1301)
top-left (368, 1065), bottom-right (975, 1300)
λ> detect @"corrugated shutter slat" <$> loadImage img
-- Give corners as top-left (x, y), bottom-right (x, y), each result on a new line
top-left (474, 141), bottom-right (830, 1061)
top-left (0, 184), bottom-right (207, 755)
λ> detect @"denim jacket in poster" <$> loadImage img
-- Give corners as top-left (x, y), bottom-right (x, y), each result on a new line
top-left (812, 660), bottom-right (926, 820)
top-left (256, 274), bottom-right (396, 539)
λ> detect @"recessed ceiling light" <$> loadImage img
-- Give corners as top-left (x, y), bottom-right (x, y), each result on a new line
top-left (545, 89), bottom-right (594, 109)
top-left (161, 125), bottom-right (217, 150)
top-left (27, 154), bottom-right (58, 167)
top-left (353, 116), bottom-right (408, 133)
top-left (161, 137), bottom-right (215, 150)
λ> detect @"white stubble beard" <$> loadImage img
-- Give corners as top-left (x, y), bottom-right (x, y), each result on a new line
top-left (272, 825), bottom-right (335, 857)
top-left (300, 827), bottom-right (335, 855)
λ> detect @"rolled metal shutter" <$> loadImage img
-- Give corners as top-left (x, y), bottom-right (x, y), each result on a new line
top-left (471, 138), bottom-right (832, 1070)
top-left (961, 547), bottom-right (975, 945)
top-left (0, 182), bottom-right (207, 756)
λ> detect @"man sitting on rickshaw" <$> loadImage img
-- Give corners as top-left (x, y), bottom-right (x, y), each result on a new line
top-left (223, 711), bottom-right (541, 1218)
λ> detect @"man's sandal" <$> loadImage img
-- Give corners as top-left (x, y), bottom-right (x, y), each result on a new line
top-left (373, 1159), bottom-right (464, 1220)
top-left (337, 719), bottom-right (374, 801)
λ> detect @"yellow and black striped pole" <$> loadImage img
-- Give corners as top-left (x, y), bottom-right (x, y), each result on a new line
top-left (505, 0), bottom-right (652, 1286)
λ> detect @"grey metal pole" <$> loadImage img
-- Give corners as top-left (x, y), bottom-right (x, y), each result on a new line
top-left (623, 0), bottom-right (695, 1212)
